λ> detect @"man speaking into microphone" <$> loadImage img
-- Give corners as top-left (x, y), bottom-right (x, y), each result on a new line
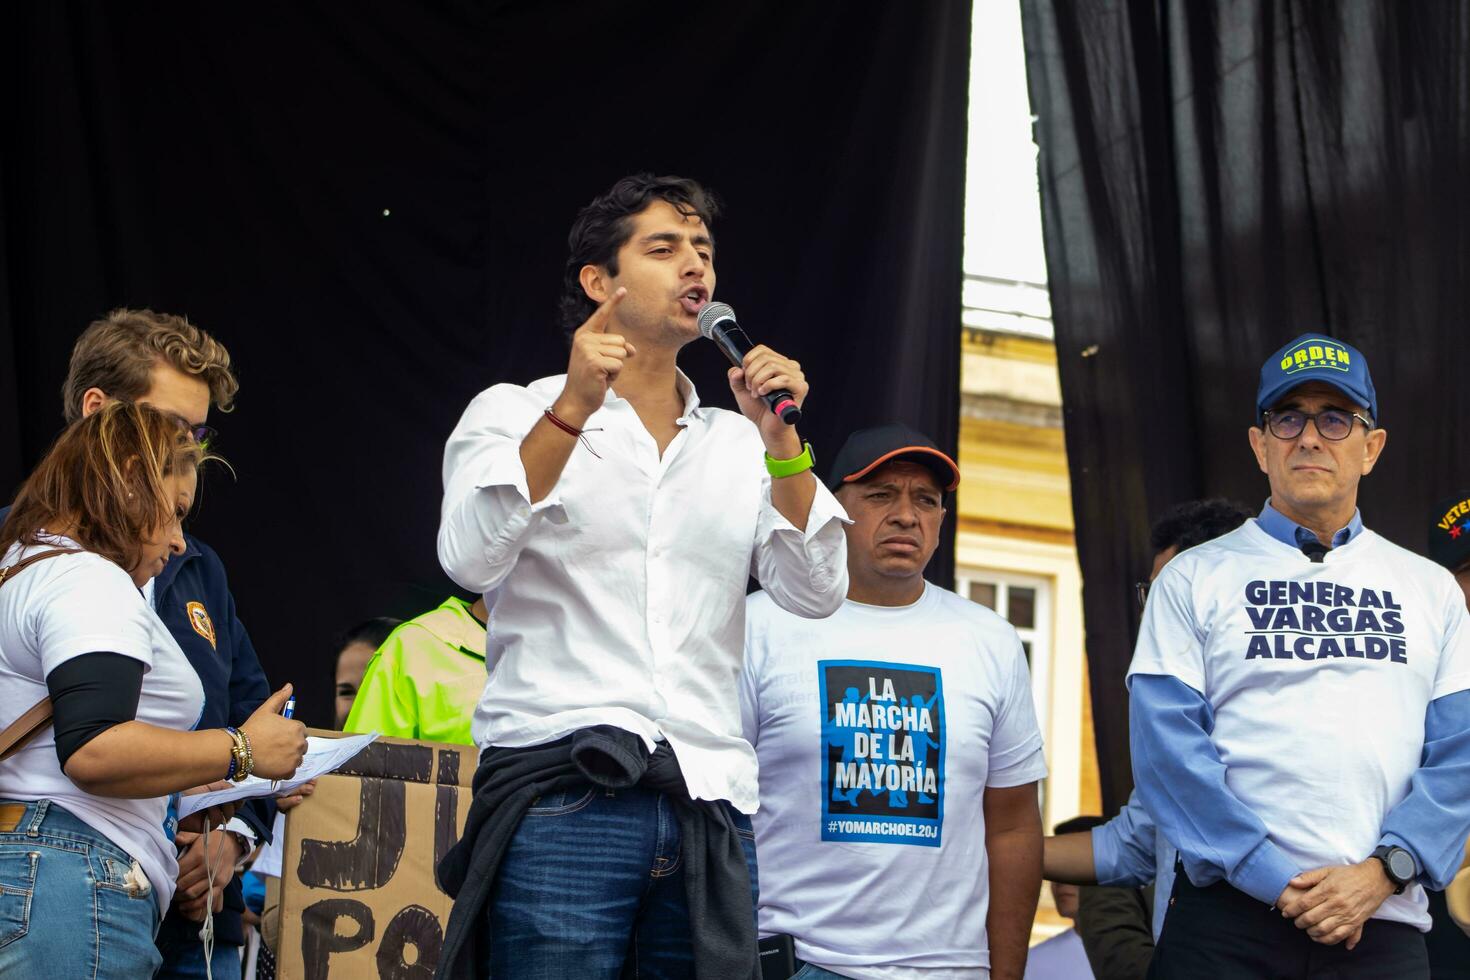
top-left (434, 173), bottom-right (849, 979)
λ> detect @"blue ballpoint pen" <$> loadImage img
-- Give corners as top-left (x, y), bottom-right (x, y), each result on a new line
top-left (273, 695), bottom-right (298, 793)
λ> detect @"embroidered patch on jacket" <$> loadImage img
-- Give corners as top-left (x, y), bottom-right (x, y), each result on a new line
top-left (187, 601), bottom-right (217, 650)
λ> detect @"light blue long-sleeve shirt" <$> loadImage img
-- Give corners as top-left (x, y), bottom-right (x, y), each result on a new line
top-left (1129, 674), bottom-right (1302, 904)
top-left (1132, 677), bottom-right (1470, 898)
top-left (1090, 789), bottom-right (1174, 939)
top-left (1129, 501), bottom-right (1470, 905)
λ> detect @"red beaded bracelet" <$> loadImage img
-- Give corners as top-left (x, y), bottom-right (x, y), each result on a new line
top-left (544, 408), bottom-right (603, 458)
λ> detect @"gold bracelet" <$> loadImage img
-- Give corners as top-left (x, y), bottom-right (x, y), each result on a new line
top-left (224, 727), bottom-right (242, 780)
top-left (225, 727), bottom-right (253, 782)
top-left (235, 727), bottom-right (254, 781)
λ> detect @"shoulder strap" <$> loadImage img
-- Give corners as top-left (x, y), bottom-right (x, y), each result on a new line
top-left (0, 699), bottom-right (53, 762)
top-left (0, 547), bottom-right (82, 588)
top-left (0, 547), bottom-right (82, 761)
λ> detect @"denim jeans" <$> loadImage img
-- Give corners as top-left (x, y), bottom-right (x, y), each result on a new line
top-left (155, 930), bottom-right (243, 980)
top-left (793, 966), bottom-right (856, 980)
top-left (0, 798), bottom-right (163, 979)
top-left (484, 782), bottom-right (758, 980)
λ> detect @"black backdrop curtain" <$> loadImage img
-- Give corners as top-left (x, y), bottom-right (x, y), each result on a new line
top-left (1, 1), bottom-right (971, 729)
top-left (1022, 0), bottom-right (1470, 813)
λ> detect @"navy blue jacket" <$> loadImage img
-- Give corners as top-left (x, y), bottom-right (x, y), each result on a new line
top-left (0, 508), bottom-right (274, 949)
top-left (151, 533), bottom-right (276, 950)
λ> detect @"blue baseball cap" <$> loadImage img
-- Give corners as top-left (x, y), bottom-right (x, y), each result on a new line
top-left (1256, 333), bottom-right (1378, 423)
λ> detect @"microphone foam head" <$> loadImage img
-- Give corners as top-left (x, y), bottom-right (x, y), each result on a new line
top-left (697, 301), bottom-right (737, 340)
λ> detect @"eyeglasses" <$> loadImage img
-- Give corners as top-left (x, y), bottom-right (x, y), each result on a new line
top-left (188, 424), bottom-right (218, 450)
top-left (1261, 409), bottom-right (1372, 442)
top-left (1135, 580), bottom-right (1150, 611)
top-left (166, 413), bottom-right (217, 451)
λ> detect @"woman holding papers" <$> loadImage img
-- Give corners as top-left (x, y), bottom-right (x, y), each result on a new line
top-left (0, 403), bottom-right (306, 979)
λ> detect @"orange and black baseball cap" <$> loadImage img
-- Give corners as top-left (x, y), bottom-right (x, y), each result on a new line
top-left (826, 423), bottom-right (960, 493)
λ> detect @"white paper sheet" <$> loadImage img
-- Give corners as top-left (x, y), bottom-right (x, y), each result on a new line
top-left (177, 732), bottom-right (379, 820)
top-left (249, 812), bottom-right (287, 878)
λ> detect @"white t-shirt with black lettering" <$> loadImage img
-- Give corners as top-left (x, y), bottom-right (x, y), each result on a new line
top-left (0, 537), bottom-right (205, 912)
top-left (1128, 521), bottom-right (1470, 930)
top-left (741, 583), bottom-right (1047, 978)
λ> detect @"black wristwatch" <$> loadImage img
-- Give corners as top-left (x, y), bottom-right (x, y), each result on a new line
top-left (1369, 844), bottom-right (1415, 894)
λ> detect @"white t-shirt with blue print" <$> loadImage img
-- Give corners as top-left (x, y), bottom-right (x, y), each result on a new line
top-left (1128, 520), bottom-right (1470, 931)
top-left (741, 583), bottom-right (1047, 978)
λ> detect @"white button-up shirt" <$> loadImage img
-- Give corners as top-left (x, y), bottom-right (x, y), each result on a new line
top-left (438, 371), bottom-right (849, 812)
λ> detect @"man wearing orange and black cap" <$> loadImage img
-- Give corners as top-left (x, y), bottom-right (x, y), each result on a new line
top-left (739, 423), bottom-right (1046, 980)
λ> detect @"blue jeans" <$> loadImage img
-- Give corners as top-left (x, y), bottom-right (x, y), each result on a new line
top-left (155, 930), bottom-right (242, 980)
top-left (485, 783), bottom-right (758, 979)
top-left (793, 966), bottom-right (855, 980)
top-left (0, 798), bottom-right (163, 978)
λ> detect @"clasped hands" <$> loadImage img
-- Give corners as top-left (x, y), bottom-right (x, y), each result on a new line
top-left (1275, 859), bottom-right (1397, 950)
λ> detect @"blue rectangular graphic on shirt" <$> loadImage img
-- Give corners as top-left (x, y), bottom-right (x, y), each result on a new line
top-left (818, 660), bottom-right (945, 847)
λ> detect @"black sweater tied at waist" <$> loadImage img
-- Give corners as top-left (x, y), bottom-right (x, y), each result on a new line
top-left (435, 726), bottom-right (758, 980)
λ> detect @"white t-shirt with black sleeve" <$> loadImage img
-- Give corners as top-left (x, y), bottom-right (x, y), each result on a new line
top-left (1127, 521), bottom-right (1470, 931)
top-left (0, 537), bottom-right (205, 913)
top-left (741, 583), bottom-right (1048, 979)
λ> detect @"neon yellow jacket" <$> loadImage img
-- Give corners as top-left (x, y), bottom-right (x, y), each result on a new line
top-left (342, 596), bottom-right (486, 745)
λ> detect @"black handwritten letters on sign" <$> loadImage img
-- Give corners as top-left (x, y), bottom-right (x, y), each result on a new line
top-left (286, 738), bottom-right (473, 980)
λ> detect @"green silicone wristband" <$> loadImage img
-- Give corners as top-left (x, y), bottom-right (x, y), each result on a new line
top-left (765, 442), bottom-right (815, 478)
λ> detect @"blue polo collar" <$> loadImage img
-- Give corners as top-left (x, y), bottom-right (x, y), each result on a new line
top-left (1256, 499), bottom-right (1362, 551)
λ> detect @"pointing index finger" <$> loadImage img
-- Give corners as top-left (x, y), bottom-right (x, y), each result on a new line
top-left (585, 287), bottom-right (627, 334)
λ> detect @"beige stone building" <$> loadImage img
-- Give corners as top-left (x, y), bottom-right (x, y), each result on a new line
top-left (955, 275), bottom-right (1100, 939)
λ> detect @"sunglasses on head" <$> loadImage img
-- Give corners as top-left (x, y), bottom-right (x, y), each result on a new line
top-left (189, 424), bottom-right (217, 450)
top-left (166, 414), bottom-right (217, 450)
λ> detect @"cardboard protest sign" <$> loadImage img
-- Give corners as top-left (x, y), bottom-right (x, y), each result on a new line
top-left (276, 729), bottom-right (477, 979)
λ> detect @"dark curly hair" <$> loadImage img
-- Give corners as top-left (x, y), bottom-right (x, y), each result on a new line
top-left (559, 174), bottom-right (721, 337)
top-left (1150, 498), bottom-right (1254, 554)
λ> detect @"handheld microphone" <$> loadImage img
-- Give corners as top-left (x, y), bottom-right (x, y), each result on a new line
top-left (697, 302), bottom-right (801, 425)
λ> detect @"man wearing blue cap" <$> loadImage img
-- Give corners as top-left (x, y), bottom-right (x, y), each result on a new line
top-left (1128, 334), bottom-right (1470, 978)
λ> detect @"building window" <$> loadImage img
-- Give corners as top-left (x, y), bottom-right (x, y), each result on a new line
top-left (956, 570), bottom-right (1049, 667)
top-left (955, 566), bottom-right (1055, 797)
